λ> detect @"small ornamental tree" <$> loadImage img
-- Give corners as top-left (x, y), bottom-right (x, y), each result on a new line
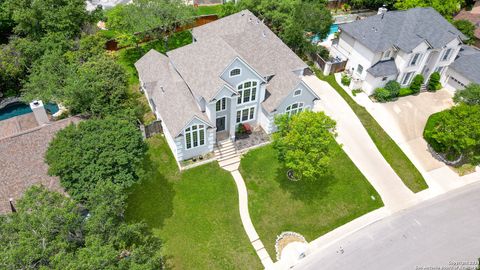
top-left (273, 111), bottom-right (337, 180)
top-left (409, 74), bottom-right (424, 94)
top-left (46, 117), bottom-right (147, 200)
top-left (427, 71), bottom-right (441, 91)
top-left (453, 83), bottom-right (480, 105)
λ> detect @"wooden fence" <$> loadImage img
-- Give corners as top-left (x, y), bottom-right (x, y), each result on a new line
top-left (310, 52), bottom-right (347, 75)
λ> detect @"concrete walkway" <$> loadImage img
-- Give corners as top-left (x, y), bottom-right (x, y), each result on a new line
top-left (217, 146), bottom-right (274, 269)
top-left (303, 75), bottom-right (418, 212)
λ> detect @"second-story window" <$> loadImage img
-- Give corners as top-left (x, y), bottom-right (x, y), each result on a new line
top-left (293, 89), bottom-right (302, 96)
top-left (442, 48), bottom-right (453, 61)
top-left (409, 53), bottom-right (422, 66)
top-left (230, 68), bottom-right (241, 77)
top-left (237, 81), bottom-right (257, 104)
top-left (216, 98), bottom-right (226, 112)
top-left (286, 102), bottom-right (304, 116)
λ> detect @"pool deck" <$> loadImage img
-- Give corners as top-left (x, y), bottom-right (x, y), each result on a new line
top-left (0, 113), bottom-right (39, 139)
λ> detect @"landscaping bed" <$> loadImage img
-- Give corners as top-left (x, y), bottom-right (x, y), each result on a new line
top-left (126, 135), bottom-right (260, 269)
top-left (239, 144), bottom-right (383, 258)
top-left (320, 72), bottom-right (428, 192)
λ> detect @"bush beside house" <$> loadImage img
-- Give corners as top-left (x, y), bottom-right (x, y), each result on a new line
top-left (427, 72), bottom-right (442, 91)
top-left (341, 74), bottom-right (351, 86)
top-left (409, 74), bottom-right (424, 94)
top-left (373, 80), bottom-right (401, 102)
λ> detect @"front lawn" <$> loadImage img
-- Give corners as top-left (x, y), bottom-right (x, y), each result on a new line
top-left (126, 135), bottom-right (260, 269)
top-left (240, 143), bottom-right (383, 258)
top-left (319, 73), bottom-right (428, 192)
top-left (195, 4), bottom-right (223, 16)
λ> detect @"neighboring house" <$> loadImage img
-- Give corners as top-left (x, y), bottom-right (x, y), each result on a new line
top-left (331, 7), bottom-right (467, 94)
top-left (135, 10), bottom-right (319, 162)
top-left (454, 1), bottom-right (480, 48)
top-left (443, 45), bottom-right (480, 91)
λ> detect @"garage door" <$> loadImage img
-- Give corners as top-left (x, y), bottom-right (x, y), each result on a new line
top-left (446, 75), bottom-right (467, 90)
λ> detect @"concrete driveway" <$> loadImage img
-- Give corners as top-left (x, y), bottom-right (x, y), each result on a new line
top-left (369, 90), bottom-right (454, 173)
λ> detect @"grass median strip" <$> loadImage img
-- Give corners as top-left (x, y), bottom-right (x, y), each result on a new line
top-left (318, 73), bottom-right (428, 193)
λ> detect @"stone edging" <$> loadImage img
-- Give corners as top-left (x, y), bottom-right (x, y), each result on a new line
top-left (275, 231), bottom-right (307, 261)
top-left (0, 97), bottom-right (22, 110)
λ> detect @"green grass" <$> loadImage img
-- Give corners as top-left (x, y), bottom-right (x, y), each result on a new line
top-left (240, 144), bottom-right (383, 258)
top-left (318, 73), bottom-right (428, 192)
top-left (126, 135), bottom-right (261, 269)
top-left (195, 4), bottom-right (223, 16)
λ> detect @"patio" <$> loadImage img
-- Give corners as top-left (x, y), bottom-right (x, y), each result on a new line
top-left (234, 127), bottom-right (270, 151)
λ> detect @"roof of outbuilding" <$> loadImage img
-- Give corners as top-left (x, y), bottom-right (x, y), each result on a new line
top-left (340, 7), bottom-right (467, 53)
top-left (367, 59), bottom-right (398, 77)
top-left (135, 50), bottom-right (213, 137)
top-left (449, 45), bottom-right (480, 84)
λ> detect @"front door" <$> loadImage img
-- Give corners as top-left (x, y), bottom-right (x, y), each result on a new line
top-left (216, 116), bottom-right (226, 132)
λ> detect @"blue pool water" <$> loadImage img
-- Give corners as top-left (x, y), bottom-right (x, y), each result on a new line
top-left (0, 102), bottom-right (59, 121)
top-left (312, 24), bottom-right (339, 43)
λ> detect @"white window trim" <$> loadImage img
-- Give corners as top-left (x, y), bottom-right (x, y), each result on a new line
top-left (184, 124), bottom-right (206, 150)
top-left (293, 89), bottom-right (302, 97)
top-left (285, 102), bottom-right (305, 116)
top-left (229, 68), bottom-right (241, 77)
top-left (441, 48), bottom-right (453, 62)
top-left (382, 50), bottom-right (391, 60)
top-left (356, 64), bottom-right (364, 75)
top-left (216, 97), bottom-right (227, 112)
top-left (236, 106), bottom-right (256, 124)
top-left (401, 72), bottom-right (414, 85)
top-left (237, 80), bottom-right (258, 105)
top-left (409, 52), bottom-right (422, 66)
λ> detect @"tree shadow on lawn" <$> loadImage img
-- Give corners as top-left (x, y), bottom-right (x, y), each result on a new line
top-left (274, 164), bottom-right (336, 203)
top-left (126, 151), bottom-right (175, 230)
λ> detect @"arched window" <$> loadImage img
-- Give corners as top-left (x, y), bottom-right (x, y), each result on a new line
top-left (237, 81), bottom-right (257, 104)
top-left (286, 102), bottom-right (304, 116)
top-left (230, 68), bottom-right (241, 77)
top-left (185, 124), bottom-right (205, 149)
top-left (293, 89), bottom-right (302, 96)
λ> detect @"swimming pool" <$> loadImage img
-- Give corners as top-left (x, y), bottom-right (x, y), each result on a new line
top-left (311, 24), bottom-right (339, 43)
top-left (0, 102), bottom-right (59, 121)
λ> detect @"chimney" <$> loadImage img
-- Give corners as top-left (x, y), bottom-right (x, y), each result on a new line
top-left (378, 5), bottom-right (388, 15)
top-left (29, 100), bottom-right (49, 126)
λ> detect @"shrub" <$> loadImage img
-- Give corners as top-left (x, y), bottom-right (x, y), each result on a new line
top-left (409, 74), bottom-right (424, 93)
top-left (374, 87), bottom-right (391, 102)
top-left (453, 83), bottom-right (480, 105)
top-left (427, 72), bottom-right (441, 91)
top-left (385, 80), bottom-right (401, 97)
top-left (399, 88), bottom-right (414, 97)
top-left (352, 89), bottom-right (363, 96)
top-left (341, 74), bottom-right (351, 86)
top-left (316, 45), bottom-right (330, 60)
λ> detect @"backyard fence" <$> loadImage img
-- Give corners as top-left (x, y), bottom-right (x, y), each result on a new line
top-left (309, 52), bottom-right (347, 75)
top-left (138, 120), bottom-right (163, 139)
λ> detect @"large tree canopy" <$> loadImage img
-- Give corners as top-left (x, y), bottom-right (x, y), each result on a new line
top-left (273, 110), bottom-right (337, 180)
top-left (0, 185), bottom-right (163, 269)
top-left (424, 104), bottom-right (480, 164)
top-left (46, 117), bottom-right (147, 200)
top-left (453, 19), bottom-right (476, 45)
top-left (394, 0), bottom-right (464, 18)
top-left (2, 0), bottom-right (88, 40)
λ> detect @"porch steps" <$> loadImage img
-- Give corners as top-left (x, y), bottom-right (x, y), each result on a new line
top-left (215, 140), bottom-right (240, 171)
top-left (420, 83), bottom-right (427, 92)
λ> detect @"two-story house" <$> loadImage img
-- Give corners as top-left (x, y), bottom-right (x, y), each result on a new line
top-left (331, 7), bottom-right (467, 94)
top-left (135, 10), bottom-right (319, 162)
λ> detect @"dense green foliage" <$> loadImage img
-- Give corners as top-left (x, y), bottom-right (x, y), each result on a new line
top-left (399, 87), bottom-right (414, 97)
top-left (221, 0), bottom-right (332, 54)
top-left (395, 0), bottom-right (465, 18)
top-left (374, 80), bottom-right (401, 101)
top-left (341, 74), bottom-right (351, 86)
top-left (374, 87), bottom-right (391, 102)
top-left (46, 117), bottom-right (146, 200)
top-left (105, 0), bottom-right (194, 47)
top-left (349, 0), bottom-right (396, 9)
top-left (317, 71), bottom-right (428, 192)
top-left (127, 136), bottom-right (261, 269)
top-left (409, 74), bottom-right (424, 94)
top-left (273, 111), bottom-right (337, 180)
top-left (453, 83), bottom-right (480, 105)
top-left (0, 185), bottom-right (162, 269)
top-left (240, 143), bottom-right (383, 257)
top-left (453, 19), bottom-right (476, 45)
top-left (385, 80), bottom-right (401, 96)
top-left (423, 104), bottom-right (480, 164)
top-left (427, 71), bottom-right (442, 91)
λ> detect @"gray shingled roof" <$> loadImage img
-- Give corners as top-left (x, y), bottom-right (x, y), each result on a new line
top-left (262, 71), bottom-right (302, 112)
top-left (135, 50), bottom-right (213, 137)
top-left (340, 7), bottom-right (467, 53)
top-left (367, 59), bottom-right (398, 77)
top-left (449, 45), bottom-right (480, 84)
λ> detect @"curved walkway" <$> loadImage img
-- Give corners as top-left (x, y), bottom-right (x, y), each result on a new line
top-left (220, 156), bottom-right (274, 268)
top-left (303, 75), bottom-right (417, 212)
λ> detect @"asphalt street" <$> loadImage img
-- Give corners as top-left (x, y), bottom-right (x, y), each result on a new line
top-left (295, 182), bottom-right (480, 270)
